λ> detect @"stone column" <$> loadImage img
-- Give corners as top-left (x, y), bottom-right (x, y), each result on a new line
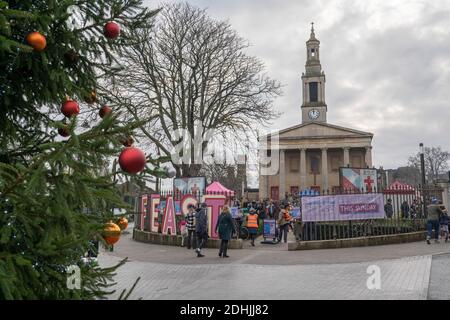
top-left (343, 147), bottom-right (350, 167)
top-left (300, 148), bottom-right (307, 191)
top-left (365, 146), bottom-right (373, 168)
top-left (321, 148), bottom-right (328, 191)
top-left (279, 149), bottom-right (286, 200)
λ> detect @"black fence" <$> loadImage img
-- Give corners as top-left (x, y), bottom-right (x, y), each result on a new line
top-left (135, 185), bottom-right (445, 241)
top-left (291, 185), bottom-right (444, 241)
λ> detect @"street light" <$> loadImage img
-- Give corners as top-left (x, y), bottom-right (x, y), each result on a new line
top-left (419, 143), bottom-right (426, 217)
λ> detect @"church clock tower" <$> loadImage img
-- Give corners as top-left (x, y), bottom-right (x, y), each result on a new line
top-left (301, 23), bottom-right (327, 123)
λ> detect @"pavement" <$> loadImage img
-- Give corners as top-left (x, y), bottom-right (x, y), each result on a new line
top-left (97, 223), bottom-right (450, 300)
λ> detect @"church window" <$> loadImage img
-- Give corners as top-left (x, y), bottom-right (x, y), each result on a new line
top-left (311, 48), bottom-right (316, 57)
top-left (309, 82), bottom-right (318, 102)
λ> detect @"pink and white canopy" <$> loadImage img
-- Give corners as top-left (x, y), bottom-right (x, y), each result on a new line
top-left (206, 181), bottom-right (235, 196)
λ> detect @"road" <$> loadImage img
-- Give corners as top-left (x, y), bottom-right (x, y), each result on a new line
top-left (98, 224), bottom-right (450, 300)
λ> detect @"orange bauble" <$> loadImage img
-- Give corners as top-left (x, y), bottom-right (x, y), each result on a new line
top-left (26, 32), bottom-right (46, 51)
top-left (122, 136), bottom-right (134, 147)
top-left (102, 222), bottom-right (121, 245)
top-left (84, 91), bottom-right (97, 104)
top-left (117, 217), bottom-right (128, 230)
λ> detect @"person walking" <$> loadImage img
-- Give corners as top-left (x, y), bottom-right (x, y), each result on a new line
top-left (426, 198), bottom-right (444, 244)
top-left (277, 204), bottom-right (292, 243)
top-left (246, 208), bottom-right (259, 246)
top-left (195, 203), bottom-right (208, 257)
top-left (215, 205), bottom-right (234, 258)
top-left (185, 204), bottom-right (196, 250)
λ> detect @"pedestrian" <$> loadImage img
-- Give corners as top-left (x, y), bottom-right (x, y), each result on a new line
top-left (277, 204), bottom-right (292, 243)
top-left (401, 201), bottom-right (410, 219)
top-left (384, 199), bottom-right (393, 218)
top-left (426, 198), bottom-right (444, 244)
top-left (267, 200), bottom-right (275, 219)
top-left (246, 208), bottom-right (259, 246)
top-left (439, 205), bottom-right (449, 242)
top-left (195, 203), bottom-right (208, 257)
top-left (257, 201), bottom-right (266, 220)
top-left (185, 204), bottom-right (196, 250)
top-left (215, 205), bottom-right (234, 258)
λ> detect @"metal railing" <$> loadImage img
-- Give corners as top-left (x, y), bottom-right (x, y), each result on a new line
top-left (292, 185), bottom-right (443, 241)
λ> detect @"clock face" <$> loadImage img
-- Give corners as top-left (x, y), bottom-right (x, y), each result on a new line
top-left (308, 109), bottom-right (320, 120)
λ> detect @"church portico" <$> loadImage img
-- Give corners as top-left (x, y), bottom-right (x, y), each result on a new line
top-left (258, 23), bottom-right (374, 201)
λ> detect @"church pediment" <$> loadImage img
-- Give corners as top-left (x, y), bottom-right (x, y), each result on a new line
top-left (276, 122), bottom-right (373, 140)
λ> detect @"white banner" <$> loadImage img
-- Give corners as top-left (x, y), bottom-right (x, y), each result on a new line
top-left (301, 194), bottom-right (385, 222)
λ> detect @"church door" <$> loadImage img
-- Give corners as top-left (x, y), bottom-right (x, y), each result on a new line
top-left (271, 186), bottom-right (279, 201)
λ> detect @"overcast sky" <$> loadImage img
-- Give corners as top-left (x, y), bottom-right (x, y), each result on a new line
top-left (146, 0), bottom-right (450, 172)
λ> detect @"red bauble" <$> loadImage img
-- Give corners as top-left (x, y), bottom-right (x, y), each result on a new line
top-left (119, 147), bottom-right (146, 174)
top-left (58, 126), bottom-right (70, 137)
top-left (104, 22), bottom-right (120, 39)
top-left (99, 105), bottom-right (112, 118)
top-left (61, 100), bottom-right (80, 118)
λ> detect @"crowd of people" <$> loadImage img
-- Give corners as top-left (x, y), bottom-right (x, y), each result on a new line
top-left (179, 193), bottom-right (450, 257)
top-left (383, 198), bottom-right (423, 219)
top-left (179, 197), bottom-right (298, 258)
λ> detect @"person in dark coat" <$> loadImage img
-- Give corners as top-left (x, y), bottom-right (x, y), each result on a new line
top-left (384, 199), bottom-right (393, 218)
top-left (215, 205), bottom-right (235, 258)
top-left (401, 201), bottom-right (410, 219)
top-left (195, 203), bottom-right (208, 257)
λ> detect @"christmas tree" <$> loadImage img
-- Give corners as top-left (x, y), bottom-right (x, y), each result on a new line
top-left (0, 0), bottom-right (160, 299)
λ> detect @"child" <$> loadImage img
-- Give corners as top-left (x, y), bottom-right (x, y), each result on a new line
top-left (439, 207), bottom-right (449, 242)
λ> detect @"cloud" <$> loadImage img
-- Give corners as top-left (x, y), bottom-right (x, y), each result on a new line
top-left (147, 0), bottom-right (450, 173)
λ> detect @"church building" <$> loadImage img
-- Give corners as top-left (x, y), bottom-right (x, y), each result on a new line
top-left (259, 24), bottom-right (374, 200)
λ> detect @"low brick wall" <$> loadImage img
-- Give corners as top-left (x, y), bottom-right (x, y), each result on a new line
top-left (288, 231), bottom-right (427, 251)
top-left (133, 229), bottom-right (243, 249)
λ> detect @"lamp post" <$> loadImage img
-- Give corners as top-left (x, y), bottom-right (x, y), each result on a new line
top-left (420, 143), bottom-right (426, 217)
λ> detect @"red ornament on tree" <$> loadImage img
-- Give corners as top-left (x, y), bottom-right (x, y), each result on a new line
top-left (61, 100), bottom-right (80, 118)
top-left (58, 126), bottom-right (70, 137)
top-left (104, 22), bottom-right (120, 39)
top-left (99, 105), bottom-right (112, 118)
top-left (119, 147), bottom-right (146, 174)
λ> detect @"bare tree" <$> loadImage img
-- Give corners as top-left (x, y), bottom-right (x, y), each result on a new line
top-left (103, 2), bottom-right (281, 177)
top-left (407, 146), bottom-right (450, 183)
